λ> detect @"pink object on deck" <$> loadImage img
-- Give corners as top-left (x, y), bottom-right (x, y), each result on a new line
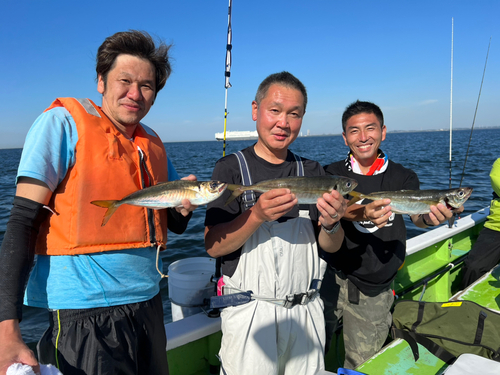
top-left (217, 276), bottom-right (225, 296)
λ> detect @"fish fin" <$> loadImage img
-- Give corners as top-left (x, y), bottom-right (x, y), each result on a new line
top-left (347, 191), bottom-right (363, 206)
top-left (224, 188), bottom-right (244, 206)
top-left (91, 200), bottom-right (119, 226)
top-left (225, 184), bottom-right (242, 192)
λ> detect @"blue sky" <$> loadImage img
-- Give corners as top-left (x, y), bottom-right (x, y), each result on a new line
top-left (0, 1), bottom-right (498, 148)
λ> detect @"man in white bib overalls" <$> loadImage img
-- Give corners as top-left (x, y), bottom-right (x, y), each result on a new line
top-left (205, 72), bottom-right (347, 375)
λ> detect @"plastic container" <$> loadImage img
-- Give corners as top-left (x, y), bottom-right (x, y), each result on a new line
top-left (168, 257), bottom-right (216, 321)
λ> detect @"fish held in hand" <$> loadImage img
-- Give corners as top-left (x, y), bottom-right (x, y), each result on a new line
top-left (348, 187), bottom-right (473, 215)
top-left (92, 180), bottom-right (228, 226)
top-left (225, 175), bottom-right (358, 206)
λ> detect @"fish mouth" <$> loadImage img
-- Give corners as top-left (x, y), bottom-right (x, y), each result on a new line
top-left (218, 183), bottom-right (228, 193)
top-left (446, 187), bottom-right (473, 208)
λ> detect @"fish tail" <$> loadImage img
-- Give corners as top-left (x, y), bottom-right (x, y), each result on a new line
top-left (347, 190), bottom-right (363, 206)
top-left (91, 200), bottom-right (119, 226)
top-left (224, 187), bottom-right (245, 206)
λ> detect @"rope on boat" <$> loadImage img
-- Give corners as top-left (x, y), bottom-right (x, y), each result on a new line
top-left (156, 244), bottom-right (168, 279)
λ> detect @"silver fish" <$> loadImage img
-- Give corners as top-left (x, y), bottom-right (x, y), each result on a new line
top-left (92, 180), bottom-right (228, 226)
top-left (348, 187), bottom-right (473, 215)
top-left (225, 175), bottom-right (358, 206)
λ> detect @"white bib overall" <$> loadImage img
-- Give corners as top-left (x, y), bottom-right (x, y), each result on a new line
top-left (219, 210), bottom-right (327, 375)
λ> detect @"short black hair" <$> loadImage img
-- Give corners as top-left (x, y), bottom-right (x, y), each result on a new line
top-left (255, 71), bottom-right (307, 111)
top-left (342, 100), bottom-right (384, 132)
top-left (96, 30), bottom-right (172, 98)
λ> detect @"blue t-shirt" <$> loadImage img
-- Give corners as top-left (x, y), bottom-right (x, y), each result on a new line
top-left (19, 106), bottom-right (179, 309)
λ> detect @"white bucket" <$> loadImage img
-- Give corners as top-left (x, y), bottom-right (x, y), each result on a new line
top-left (168, 257), bottom-right (216, 321)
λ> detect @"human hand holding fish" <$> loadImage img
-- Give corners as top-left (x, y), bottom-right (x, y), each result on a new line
top-left (317, 189), bottom-right (347, 231)
top-left (250, 188), bottom-right (298, 223)
top-left (224, 175), bottom-right (357, 224)
top-left (361, 198), bottom-right (393, 229)
top-left (175, 174), bottom-right (199, 217)
top-left (419, 202), bottom-right (464, 228)
top-left (347, 187), bottom-right (472, 228)
top-left (222, 175), bottom-right (357, 224)
top-left (205, 176), bottom-right (357, 258)
top-left (225, 175), bottom-right (358, 206)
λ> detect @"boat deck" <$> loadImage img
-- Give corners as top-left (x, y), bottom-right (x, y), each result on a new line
top-left (353, 265), bottom-right (500, 374)
top-left (451, 265), bottom-right (500, 312)
top-left (356, 339), bottom-right (448, 375)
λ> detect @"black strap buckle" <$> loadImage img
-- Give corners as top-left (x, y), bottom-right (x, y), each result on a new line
top-left (284, 292), bottom-right (307, 309)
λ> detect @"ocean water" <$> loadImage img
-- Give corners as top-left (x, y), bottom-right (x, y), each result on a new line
top-left (0, 128), bottom-right (497, 344)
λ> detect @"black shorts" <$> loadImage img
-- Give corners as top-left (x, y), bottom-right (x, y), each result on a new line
top-left (37, 293), bottom-right (169, 375)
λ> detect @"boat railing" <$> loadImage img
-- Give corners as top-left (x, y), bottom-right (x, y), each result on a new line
top-left (396, 207), bottom-right (489, 302)
top-left (165, 311), bottom-right (221, 351)
top-left (406, 207), bottom-right (489, 256)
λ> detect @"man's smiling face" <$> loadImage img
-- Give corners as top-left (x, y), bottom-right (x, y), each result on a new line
top-left (342, 112), bottom-right (386, 170)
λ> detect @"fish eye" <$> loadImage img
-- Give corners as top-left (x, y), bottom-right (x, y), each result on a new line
top-left (209, 182), bottom-right (216, 189)
top-left (346, 182), bottom-right (351, 188)
top-left (458, 191), bottom-right (464, 197)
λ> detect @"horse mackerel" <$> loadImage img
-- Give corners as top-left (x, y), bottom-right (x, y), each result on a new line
top-left (225, 175), bottom-right (358, 206)
top-left (92, 180), bottom-right (228, 226)
top-left (348, 187), bottom-right (473, 215)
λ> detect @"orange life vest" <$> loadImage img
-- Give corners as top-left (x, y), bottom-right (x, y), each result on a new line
top-left (36, 97), bottom-right (169, 255)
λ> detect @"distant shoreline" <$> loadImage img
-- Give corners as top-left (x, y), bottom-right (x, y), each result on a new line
top-left (1, 126), bottom-right (499, 149)
top-left (171, 126), bottom-right (500, 144)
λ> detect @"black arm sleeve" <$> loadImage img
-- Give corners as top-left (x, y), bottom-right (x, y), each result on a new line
top-left (166, 208), bottom-right (192, 234)
top-left (0, 196), bottom-right (49, 323)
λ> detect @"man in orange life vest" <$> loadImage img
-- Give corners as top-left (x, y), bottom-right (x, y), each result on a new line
top-left (0, 31), bottom-right (196, 375)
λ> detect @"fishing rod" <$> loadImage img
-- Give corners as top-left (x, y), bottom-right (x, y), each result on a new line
top-left (448, 18), bottom-right (453, 192)
top-left (447, 37), bottom-right (491, 228)
top-left (458, 37), bottom-right (491, 188)
top-left (447, 18), bottom-right (454, 228)
top-left (222, 0), bottom-right (233, 157)
top-left (211, 0), bottom-right (233, 319)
